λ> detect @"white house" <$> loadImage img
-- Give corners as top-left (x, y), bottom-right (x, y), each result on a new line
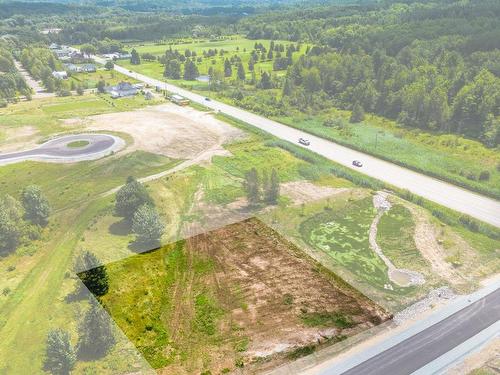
top-left (52, 71), bottom-right (68, 80)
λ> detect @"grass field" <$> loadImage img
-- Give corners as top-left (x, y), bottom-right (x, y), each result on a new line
top-left (377, 204), bottom-right (428, 272)
top-left (276, 112), bottom-right (500, 199)
top-left (0, 151), bottom-right (180, 211)
top-left (116, 36), bottom-right (308, 89)
top-left (0, 94), bottom-right (163, 139)
top-left (68, 68), bottom-right (137, 90)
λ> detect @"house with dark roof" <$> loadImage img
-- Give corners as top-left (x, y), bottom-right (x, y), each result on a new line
top-left (105, 82), bottom-right (138, 98)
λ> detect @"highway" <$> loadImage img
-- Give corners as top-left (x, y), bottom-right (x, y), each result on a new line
top-left (336, 287), bottom-right (500, 375)
top-left (99, 57), bottom-right (500, 228)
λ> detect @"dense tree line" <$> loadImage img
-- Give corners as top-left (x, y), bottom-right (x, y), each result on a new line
top-left (20, 47), bottom-right (63, 93)
top-left (0, 41), bottom-right (30, 102)
top-left (0, 186), bottom-right (51, 256)
top-left (239, 0), bottom-right (500, 146)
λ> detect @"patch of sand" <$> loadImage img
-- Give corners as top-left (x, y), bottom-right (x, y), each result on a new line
top-left (66, 103), bottom-right (245, 160)
top-left (0, 126), bottom-right (39, 153)
top-left (404, 203), bottom-right (464, 285)
top-left (281, 180), bottom-right (349, 205)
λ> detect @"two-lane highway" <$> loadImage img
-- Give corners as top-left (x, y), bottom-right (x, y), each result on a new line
top-left (98, 57), bottom-right (500, 228)
top-left (337, 287), bottom-right (500, 375)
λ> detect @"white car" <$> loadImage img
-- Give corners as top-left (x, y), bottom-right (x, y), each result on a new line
top-left (352, 160), bottom-right (363, 167)
top-left (298, 138), bottom-right (311, 146)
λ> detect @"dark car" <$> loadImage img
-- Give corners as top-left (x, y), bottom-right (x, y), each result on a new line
top-left (352, 160), bottom-right (363, 167)
top-left (205, 97), bottom-right (211, 101)
top-left (298, 138), bottom-right (311, 146)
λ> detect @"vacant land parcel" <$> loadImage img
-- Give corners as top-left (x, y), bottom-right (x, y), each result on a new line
top-left (93, 218), bottom-right (390, 374)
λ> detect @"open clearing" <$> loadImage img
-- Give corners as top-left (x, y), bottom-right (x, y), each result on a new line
top-left (67, 103), bottom-right (245, 160)
top-left (96, 218), bottom-right (389, 374)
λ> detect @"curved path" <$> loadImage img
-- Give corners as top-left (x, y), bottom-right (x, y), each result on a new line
top-left (0, 134), bottom-right (125, 165)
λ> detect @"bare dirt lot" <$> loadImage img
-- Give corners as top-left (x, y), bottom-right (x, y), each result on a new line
top-left (0, 125), bottom-right (38, 153)
top-left (100, 218), bottom-right (389, 375)
top-left (67, 103), bottom-right (245, 161)
top-left (280, 180), bottom-right (350, 205)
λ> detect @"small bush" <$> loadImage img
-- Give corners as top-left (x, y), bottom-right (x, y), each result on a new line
top-left (0, 99), bottom-right (7, 108)
top-left (479, 170), bottom-right (490, 181)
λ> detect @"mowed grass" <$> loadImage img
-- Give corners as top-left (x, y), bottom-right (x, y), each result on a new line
top-left (117, 36), bottom-right (308, 89)
top-left (276, 112), bottom-right (500, 199)
top-left (0, 151), bottom-right (180, 211)
top-left (0, 93), bottom-right (163, 139)
top-left (68, 68), bottom-right (137, 89)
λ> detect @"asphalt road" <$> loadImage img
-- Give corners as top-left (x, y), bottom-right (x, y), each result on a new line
top-left (337, 287), bottom-right (500, 375)
top-left (0, 134), bottom-right (123, 165)
top-left (99, 57), bottom-right (500, 228)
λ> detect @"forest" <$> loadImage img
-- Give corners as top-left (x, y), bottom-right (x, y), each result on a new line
top-left (1, 0), bottom-right (499, 144)
top-left (239, 0), bottom-right (500, 146)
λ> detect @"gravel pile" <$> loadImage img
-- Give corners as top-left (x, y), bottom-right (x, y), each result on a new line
top-left (394, 287), bottom-right (456, 325)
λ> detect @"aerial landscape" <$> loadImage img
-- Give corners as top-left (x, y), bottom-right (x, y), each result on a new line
top-left (0, 0), bottom-right (499, 374)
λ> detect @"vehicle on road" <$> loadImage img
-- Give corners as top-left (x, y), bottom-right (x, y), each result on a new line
top-left (352, 160), bottom-right (363, 167)
top-left (298, 138), bottom-right (310, 146)
top-left (205, 97), bottom-right (211, 101)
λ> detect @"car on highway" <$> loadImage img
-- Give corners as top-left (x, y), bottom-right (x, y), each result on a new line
top-left (352, 160), bottom-right (363, 167)
top-left (205, 97), bottom-right (211, 101)
top-left (298, 138), bottom-right (310, 146)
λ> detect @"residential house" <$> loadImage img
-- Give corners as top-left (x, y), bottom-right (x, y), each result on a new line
top-left (81, 64), bottom-right (96, 73)
top-left (52, 71), bottom-right (68, 80)
top-left (105, 82), bottom-right (138, 98)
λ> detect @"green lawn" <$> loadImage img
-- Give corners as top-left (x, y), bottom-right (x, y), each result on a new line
top-left (68, 68), bottom-right (138, 90)
top-left (116, 36), bottom-right (307, 89)
top-left (0, 94), bottom-right (163, 139)
top-left (0, 151), bottom-right (180, 211)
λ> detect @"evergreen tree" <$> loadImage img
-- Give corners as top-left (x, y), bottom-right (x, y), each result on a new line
top-left (259, 72), bottom-right (272, 89)
top-left (248, 58), bottom-right (255, 72)
top-left (164, 59), bottom-right (181, 79)
top-left (115, 176), bottom-right (152, 222)
top-left (267, 49), bottom-right (274, 60)
top-left (130, 48), bottom-right (141, 65)
top-left (96, 80), bottom-right (106, 93)
top-left (350, 103), bottom-right (365, 123)
top-left (237, 62), bottom-right (246, 81)
top-left (224, 58), bottom-right (232, 77)
top-left (77, 299), bottom-right (115, 360)
top-left (77, 251), bottom-right (109, 297)
top-left (267, 169), bottom-right (280, 205)
top-left (132, 204), bottom-right (165, 246)
top-left (44, 329), bottom-right (76, 375)
top-left (183, 58), bottom-right (199, 80)
top-left (21, 185), bottom-right (50, 226)
top-left (243, 168), bottom-right (260, 206)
